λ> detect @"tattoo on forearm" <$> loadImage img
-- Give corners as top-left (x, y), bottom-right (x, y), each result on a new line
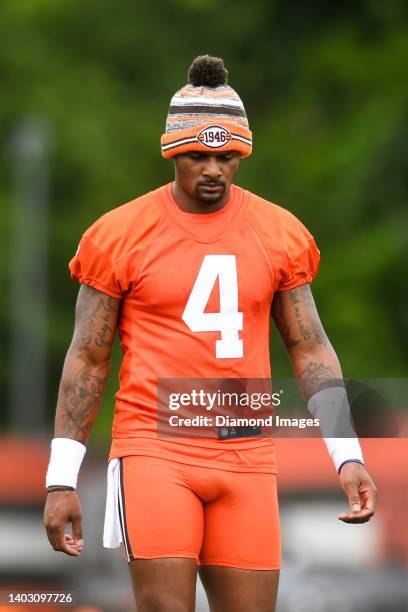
top-left (59, 367), bottom-right (107, 441)
top-left (299, 361), bottom-right (342, 401)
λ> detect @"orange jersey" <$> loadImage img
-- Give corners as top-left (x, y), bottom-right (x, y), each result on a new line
top-left (69, 183), bottom-right (319, 469)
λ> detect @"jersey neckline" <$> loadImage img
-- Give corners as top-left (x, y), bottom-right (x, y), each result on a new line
top-left (157, 182), bottom-right (248, 243)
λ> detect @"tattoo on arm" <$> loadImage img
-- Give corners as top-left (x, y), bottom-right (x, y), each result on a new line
top-left (289, 288), bottom-right (313, 342)
top-left (298, 361), bottom-right (342, 402)
top-left (272, 284), bottom-right (342, 401)
top-left (272, 284), bottom-right (328, 350)
top-left (74, 289), bottom-right (118, 354)
top-left (298, 285), bottom-right (327, 345)
top-left (59, 368), bottom-right (107, 440)
top-left (56, 286), bottom-right (120, 442)
top-left (272, 292), bottom-right (300, 349)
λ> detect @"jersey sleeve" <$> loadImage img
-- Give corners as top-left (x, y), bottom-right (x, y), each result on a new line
top-left (277, 218), bottom-right (320, 292)
top-left (69, 234), bottom-right (123, 298)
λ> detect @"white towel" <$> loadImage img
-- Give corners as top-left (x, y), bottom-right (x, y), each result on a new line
top-left (103, 458), bottom-right (122, 548)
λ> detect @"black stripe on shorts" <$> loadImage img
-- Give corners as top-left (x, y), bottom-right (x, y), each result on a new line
top-left (118, 457), bottom-right (134, 562)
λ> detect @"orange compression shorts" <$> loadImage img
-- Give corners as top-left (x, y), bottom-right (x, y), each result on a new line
top-left (118, 455), bottom-right (281, 570)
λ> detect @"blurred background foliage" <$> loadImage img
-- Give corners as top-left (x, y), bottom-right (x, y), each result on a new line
top-left (1, 0), bottom-right (407, 443)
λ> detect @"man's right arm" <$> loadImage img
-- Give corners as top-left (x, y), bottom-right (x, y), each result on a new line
top-left (44, 284), bottom-right (120, 556)
top-left (54, 284), bottom-right (120, 442)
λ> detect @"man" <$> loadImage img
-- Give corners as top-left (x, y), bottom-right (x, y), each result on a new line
top-left (44, 55), bottom-right (377, 612)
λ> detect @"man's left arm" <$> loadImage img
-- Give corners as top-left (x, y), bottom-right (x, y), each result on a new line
top-left (271, 283), bottom-right (377, 524)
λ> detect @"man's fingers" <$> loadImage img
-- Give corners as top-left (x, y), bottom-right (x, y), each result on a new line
top-left (339, 464), bottom-right (378, 524)
top-left (71, 514), bottom-right (84, 549)
top-left (45, 521), bottom-right (65, 551)
top-left (46, 528), bottom-right (59, 551)
top-left (44, 490), bottom-right (83, 556)
top-left (363, 485), bottom-right (378, 514)
top-left (339, 489), bottom-right (376, 523)
top-left (346, 483), bottom-right (361, 513)
top-left (46, 524), bottom-right (81, 556)
top-left (54, 528), bottom-right (80, 556)
top-left (338, 507), bottom-right (375, 523)
top-left (64, 534), bottom-right (83, 555)
top-left (340, 485), bottom-right (374, 522)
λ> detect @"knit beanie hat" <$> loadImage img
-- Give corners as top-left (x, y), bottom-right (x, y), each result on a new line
top-left (161, 55), bottom-right (252, 158)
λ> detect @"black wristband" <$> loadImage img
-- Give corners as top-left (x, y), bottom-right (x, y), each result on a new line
top-left (338, 459), bottom-right (364, 474)
top-left (47, 485), bottom-right (75, 493)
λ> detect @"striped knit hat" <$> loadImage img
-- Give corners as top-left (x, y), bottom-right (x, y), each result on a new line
top-left (161, 55), bottom-right (252, 158)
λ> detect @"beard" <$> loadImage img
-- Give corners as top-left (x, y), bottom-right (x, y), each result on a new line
top-left (195, 181), bottom-right (227, 204)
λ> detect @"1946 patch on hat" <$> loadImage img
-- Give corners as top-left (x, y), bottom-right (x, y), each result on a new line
top-left (197, 125), bottom-right (232, 148)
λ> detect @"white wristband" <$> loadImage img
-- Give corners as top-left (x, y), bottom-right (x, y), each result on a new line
top-left (46, 438), bottom-right (86, 489)
top-left (322, 437), bottom-right (364, 472)
top-left (307, 387), bottom-right (364, 472)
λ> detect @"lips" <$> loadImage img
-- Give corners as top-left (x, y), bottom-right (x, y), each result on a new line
top-left (199, 183), bottom-right (224, 191)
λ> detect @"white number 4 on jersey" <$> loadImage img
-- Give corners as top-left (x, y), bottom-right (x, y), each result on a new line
top-left (182, 255), bottom-right (243, 358)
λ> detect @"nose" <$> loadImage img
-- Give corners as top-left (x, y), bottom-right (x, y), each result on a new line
top-left (203, 156), bottom-right (222, 179)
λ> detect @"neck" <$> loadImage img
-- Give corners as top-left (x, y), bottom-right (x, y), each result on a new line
top-left (171, 181), bottom-right (231, 214)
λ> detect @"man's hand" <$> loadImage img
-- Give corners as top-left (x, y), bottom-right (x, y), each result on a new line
top-left (338, 462), bottom-right (377, 524)
top-left (44, 490), bottom-right (83, 556)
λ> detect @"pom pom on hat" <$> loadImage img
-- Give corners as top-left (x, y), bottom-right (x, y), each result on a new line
top-left (188, 55), bottom-right (228, 88)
